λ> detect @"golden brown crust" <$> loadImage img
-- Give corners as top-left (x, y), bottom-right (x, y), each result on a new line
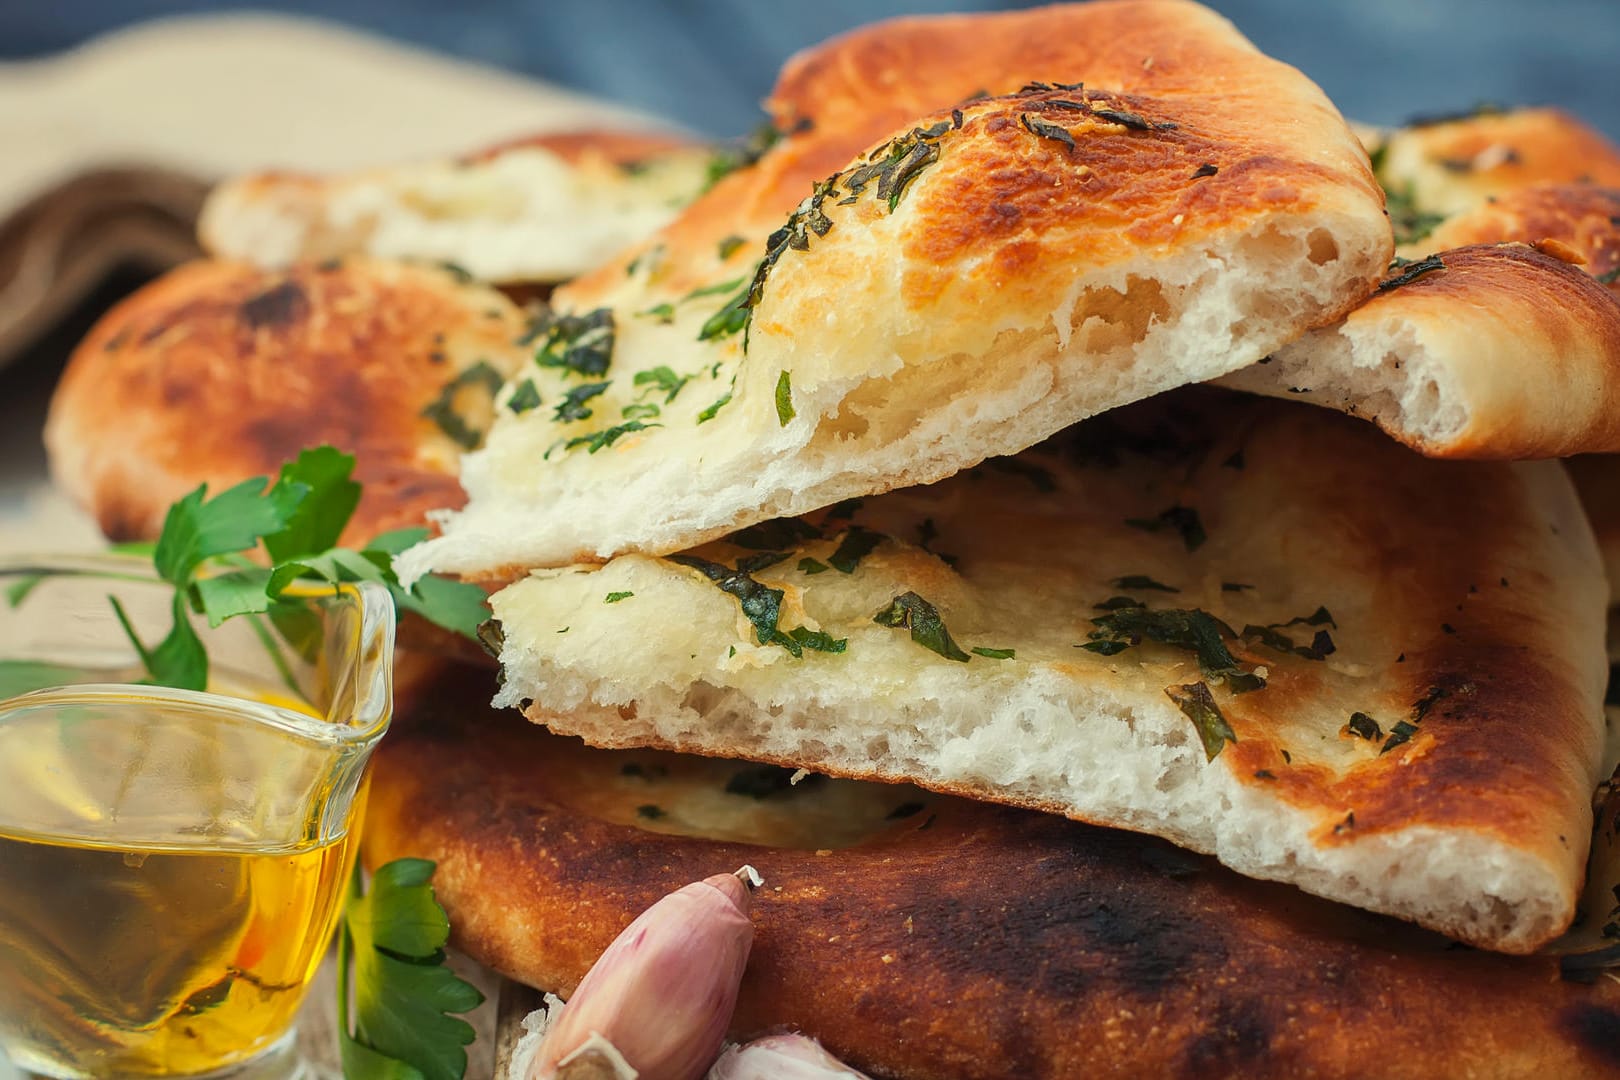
top-left (1426, 183), bottom-right (1620, 285)
top-left (488, 391), bottom-right (1607, 951)
top-left (43, 257), bottom-right (530, 547)
top-left (406, 0), bottom-right (1393, 581)
top-left (1379, 107), bottom-right (1620, 218)
top-left (365, 660), bottom-right (1620, 1080)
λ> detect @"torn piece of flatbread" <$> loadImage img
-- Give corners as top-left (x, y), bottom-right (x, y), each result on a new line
top-left (396, 0), bottom-right (1390, 582)
top-left (486, 392), bottom-right (1607, 954)
top-left (1219, 109), bottom-right (1620, 458)
top-left (198, 130), bottom-right (710, 285)
top-left (43, 257), bottom-right (530, 546)
top-left (1221, 240), bottom-right (1620, 458)
top-left (368, 661), bottom-right (1620, 1080)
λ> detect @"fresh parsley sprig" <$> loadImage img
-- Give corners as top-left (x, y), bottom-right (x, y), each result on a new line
top-left (110, 446), bottom-right (488, 692)
top-left (338, 859), bottom-right (484, 1080)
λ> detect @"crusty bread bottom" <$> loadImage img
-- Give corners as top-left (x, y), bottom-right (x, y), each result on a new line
top-left (507, 676), bottom-right (1572, 955)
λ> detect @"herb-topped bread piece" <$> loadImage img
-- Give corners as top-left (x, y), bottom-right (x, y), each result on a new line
top-left (45, 257), bottom-right (531, 546)
top-left (366, 661), bottom-right (1620, 1080)
top-left (396, 0), bottom-right (1391, 582)
top-left (483, 391), bottom-right (1608, 954)
top-left (1220, 110), bottom-right (1620, 458)
top-left (199, 130), bottom-right (710, 287)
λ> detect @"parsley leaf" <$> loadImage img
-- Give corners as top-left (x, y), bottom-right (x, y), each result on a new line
top-left (80, 450), bottom-right (492, 694)
top-left (633, 366), bottom-right (691, 403)
top-left (338, 859), bottom-right (483, 1080)
top-left (1085, 607), bottom-right (1264, 692)
top-left (775, 370), bottom-right (795, 426)
top-left (506, 379), bottom-right (542, 415)
top-left (1166, 681), bottom-right (1237, 761)
top-left (533, 308), bottom-right (616, 377)
top-left (262, 447), bottom-right (361, 563)
top-left (553, 381), bottom-right (611, 424)
top-left (873, 591), bottom-right (970, 662)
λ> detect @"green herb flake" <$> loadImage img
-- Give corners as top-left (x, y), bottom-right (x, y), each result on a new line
top-left (1378, 253), bottom-right (1445, 292)
top-left (798, 557), bottom-right (830, 575)
top-left (633, 365), bottom-right (691, 404)
top-left (533, 307), bottom-right (616, 377)
top-left (718, 235), bottom-right (747, 260)
top-left (872, 591), bottom-right (971, 662)
top-left (1125, 505), bottom-right (1206, 551)
top-left (829, 526), bottom-right (885, 574)
top-left (1087, 607), bottom-right (1264, 692)
top-left (1381, 720), bottom-right (1420, 755)
top-left (565, 420), bottom-right (658, 454)
top-left (420, 361), bottom-right (505, 450)
top-left (697, 392), bottom-right (733, 424)
top-left (1020, 112), bottom-right (1076, 149)
top-left (604, 591), bottom-right (634, 604)
top-left (670, 553), bottom-right (836, 658)
top-left (506, 378), bottom-right (541, 415)
top-left (775, 370), bottom-right (795, 426)
top-left (553, 380), bottom-right (612, 423)
top-left (1165, 681), bottom-right (1237, 762)
top-left (621, 402), bottom-right (661, 420)
top-left (683, 276), bottom-right (748, 302)
top-left (785, 626), bottom-right (848, 654)
top-left (637, 302), bottom-right (677, 323)
top-left (1598, 266), bottom-right (1620, 285)
top-left (697, 285), bottom-right (752, 342)
top-left (971, 646), bottom-right (1016, 660)
top-left (1345, 712), bottom-right (1383, 741)
top-left (1110, 575), bottom-right (1179, 593)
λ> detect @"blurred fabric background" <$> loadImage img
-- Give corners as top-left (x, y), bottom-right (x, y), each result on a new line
top-left (4, 0), bottom-right (1619, 139)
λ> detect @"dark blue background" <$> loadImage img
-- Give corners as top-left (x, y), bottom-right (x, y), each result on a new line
top-left (2, 1), bottom-right (1618, 141)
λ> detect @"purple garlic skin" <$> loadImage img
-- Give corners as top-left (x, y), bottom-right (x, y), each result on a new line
top-left (529, 871), bottom-right (755, 1080)
top-left (707, 1034), bottom-right (872, 1079)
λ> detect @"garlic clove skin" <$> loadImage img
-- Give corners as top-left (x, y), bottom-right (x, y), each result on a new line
top-left (707, 1034), bottom-right (872, 1079)
top-left (529, 870), bottom-right (756, 1080)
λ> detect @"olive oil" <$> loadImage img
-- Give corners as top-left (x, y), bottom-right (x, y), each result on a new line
top-left (0, 670), bottom-right (369, 1079)
top-left (0, 826), bottom-right (357, 1079)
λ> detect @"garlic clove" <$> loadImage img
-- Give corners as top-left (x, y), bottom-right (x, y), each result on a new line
top-left (529, 868), bottom-right (757, 1080)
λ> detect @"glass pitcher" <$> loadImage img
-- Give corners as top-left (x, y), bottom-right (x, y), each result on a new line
top-left (0, 555), bottom-right (394, 1080)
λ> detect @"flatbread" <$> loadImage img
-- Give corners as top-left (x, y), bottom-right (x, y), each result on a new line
top-left (198, 130), bottom-right (709, 286)
top-left (485, 391), bottom-right (1607, 953)
top-left (1220, 240), bottom-right (1620, 458)
top-left (1219, 109), bottom-right (1620, 459)
top-left (395, 0), bottom-right (1390, 583)
top-left (1368, 107), bottom-right (1620, 225)
top-left (44, 257), bottom-right (530, 546)
top-left (364, 659), bottom-right (1620, 1080)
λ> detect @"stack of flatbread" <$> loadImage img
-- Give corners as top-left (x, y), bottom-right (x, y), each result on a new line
top-left (41, 2), bottom-right (1620, 1076)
